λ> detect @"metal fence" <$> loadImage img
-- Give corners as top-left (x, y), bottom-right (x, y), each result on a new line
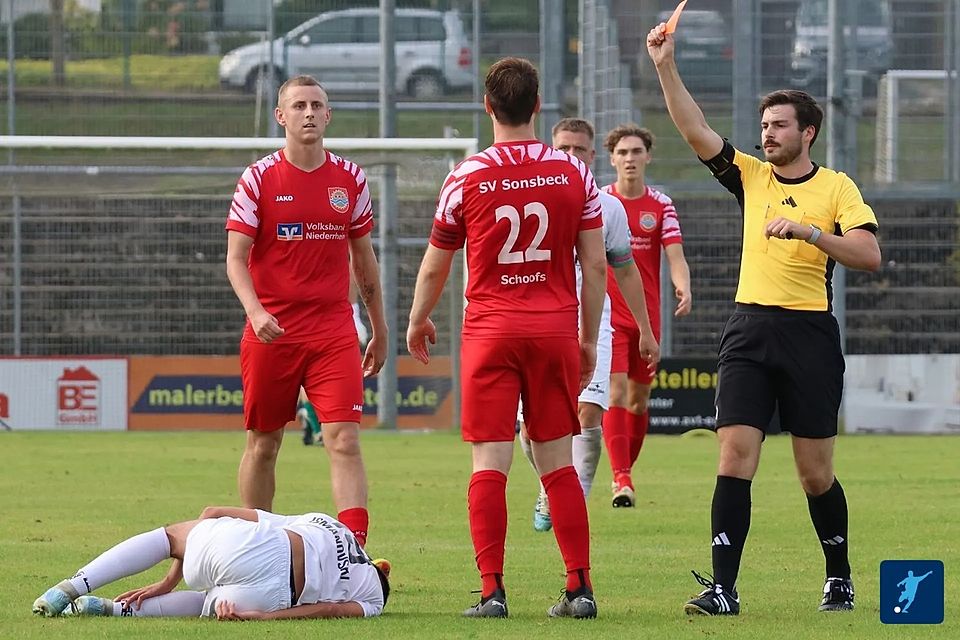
top-left (1, 0), bottom-right (958, 364)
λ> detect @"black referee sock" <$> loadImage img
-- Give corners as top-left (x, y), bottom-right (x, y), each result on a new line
top-left (711, 475), bottom-right (752, 590)
top-left (807, 478), bottom-right (851, 580)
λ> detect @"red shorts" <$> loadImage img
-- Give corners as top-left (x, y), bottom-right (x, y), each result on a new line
top-left (461, 336), bottom-right (580, 443)
top-left (611, 319), bottom-right (661, 385)
top-left (240, 334), bottom-right (362, 431)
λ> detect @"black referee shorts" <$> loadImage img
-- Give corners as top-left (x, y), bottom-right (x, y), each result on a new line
top-left (715, 304), bottom-right (845, 438)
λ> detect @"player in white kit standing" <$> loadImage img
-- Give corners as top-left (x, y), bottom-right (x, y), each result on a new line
top-left (518, 118), bottom-right (660, 531)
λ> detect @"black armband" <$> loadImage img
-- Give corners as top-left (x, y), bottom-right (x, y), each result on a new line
top-left (699, 139), bottom-right (736, 177)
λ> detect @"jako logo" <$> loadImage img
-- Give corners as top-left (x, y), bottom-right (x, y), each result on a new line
top-left (277, 223), bottom-right (303, 241)
top-left (275, 194), bottom-right (294, 202)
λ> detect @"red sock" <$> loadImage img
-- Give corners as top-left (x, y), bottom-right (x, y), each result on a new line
top-left (628, 410), bottom-right (650, 466)
top-left (337, 507), bottom-right (369, 547)
top-left (468, 470), bottom-right (508, 597)
top-left (541, 466), bottom-right (592, 593)
top-left (603, 406), bottom-right (632, 485)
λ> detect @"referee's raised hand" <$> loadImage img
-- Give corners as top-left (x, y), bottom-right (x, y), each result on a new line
top-left (646, 23), bottom-right (675, 65)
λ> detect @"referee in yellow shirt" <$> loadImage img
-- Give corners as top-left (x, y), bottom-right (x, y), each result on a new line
top-left (646, 22), bottom-right (881, 617)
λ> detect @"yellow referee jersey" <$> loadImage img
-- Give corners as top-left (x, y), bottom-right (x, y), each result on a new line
top-left (704, 142), bottom-right (878, 311)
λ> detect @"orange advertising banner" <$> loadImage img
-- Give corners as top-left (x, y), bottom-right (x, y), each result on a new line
top-left (128, 355), bottom-right (454, 431)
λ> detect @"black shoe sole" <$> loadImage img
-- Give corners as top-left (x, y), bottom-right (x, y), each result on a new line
top-left (612, 496), bottom-right (635, 508)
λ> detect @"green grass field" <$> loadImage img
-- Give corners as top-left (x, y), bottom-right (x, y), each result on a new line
top-left (2, 430), bottom-right (957, 639)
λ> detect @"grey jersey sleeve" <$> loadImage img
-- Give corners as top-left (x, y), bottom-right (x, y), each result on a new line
top-left (600, 191), bottom-right (633, 268)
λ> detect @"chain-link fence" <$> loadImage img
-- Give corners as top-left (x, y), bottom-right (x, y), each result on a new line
top-left (0, 142), bottom-right (467, 357)
top-left (1, 0), bottom-right (958, 364)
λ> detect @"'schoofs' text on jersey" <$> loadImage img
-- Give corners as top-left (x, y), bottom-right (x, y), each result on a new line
top-left (501, 272), bottom-right (547, 286)
top-left (478, 173), bottom-right (571, 194)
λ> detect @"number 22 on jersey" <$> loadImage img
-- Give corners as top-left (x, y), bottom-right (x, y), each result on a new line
top-left (495, 202), bottom-right (551, 265)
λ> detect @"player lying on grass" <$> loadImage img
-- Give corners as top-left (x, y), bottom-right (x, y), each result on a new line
top-left (32, 506), bottom-right (390, 620)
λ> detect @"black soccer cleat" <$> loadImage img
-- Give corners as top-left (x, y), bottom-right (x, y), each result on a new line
top-left (547, 587), bottom-right (598, 619)
top-left (462, 589), bottom-right (508, 618)
top-left (684, 570), bottom-right (740, 616)
top-left (819, 577), bottom-right (854, 611)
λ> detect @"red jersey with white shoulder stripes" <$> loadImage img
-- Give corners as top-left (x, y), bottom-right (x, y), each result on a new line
top-left (431, 140), bottom-right (603, 338)
top-left (603, 184), bottom-right (683, 332)
top-left (226, 149), bottom-right (373, 343)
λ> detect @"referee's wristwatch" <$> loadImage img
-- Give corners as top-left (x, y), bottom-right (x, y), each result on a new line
top-left (805, 224), bottom-right (822, 244)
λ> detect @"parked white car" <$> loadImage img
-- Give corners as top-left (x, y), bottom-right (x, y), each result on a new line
top-left (218, 8), bottom-right (474, 98)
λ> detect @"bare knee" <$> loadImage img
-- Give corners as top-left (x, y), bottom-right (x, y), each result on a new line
top-left (578, 403), bottom-right (603, 428)
top-left (625, 382), bottom-right (651, 415)
top-left (792, 437), bottom-right (835, 495)
top-left (246, 431), bottom-right (283, 462)
top-left (717, 428), bottom-right (762, 479)
top-left (797, 464), bottom-right (835, 495)
top-left (324, 423), bottom-right (362, 458)
top-left (608, 374), bottom-right (627, 407)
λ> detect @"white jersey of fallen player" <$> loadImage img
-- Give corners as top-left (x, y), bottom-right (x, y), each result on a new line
top-left (256, 510), bottom-right (384, 617)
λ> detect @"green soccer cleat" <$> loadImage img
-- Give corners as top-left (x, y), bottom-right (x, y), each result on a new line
top-left (32, 582), bottom-right (79, 617)
top-left (533, 491), bottom-right (552, 532)
top-left (63, 596), bottom-right (113, 617)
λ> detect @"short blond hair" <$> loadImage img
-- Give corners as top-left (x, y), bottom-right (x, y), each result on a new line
top-left (277, 75), bottom-right (326, 106)
top-left (552, 117), bottom-right (595, 141)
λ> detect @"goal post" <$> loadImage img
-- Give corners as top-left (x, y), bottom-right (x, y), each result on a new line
top-left (874, 70), bottom-right (958, 184)
top-left (0, 134), bottom-right (477, 431)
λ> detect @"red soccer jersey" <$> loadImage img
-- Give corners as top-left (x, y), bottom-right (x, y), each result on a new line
top-left (431, 141), bottom-right (603, 338)
top-left (603, 184), bottom-right (682, 332)
top-left (226, 149), bottom-right (373, 343)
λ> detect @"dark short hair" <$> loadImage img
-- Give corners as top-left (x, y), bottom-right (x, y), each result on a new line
top-left (485, 57), bottom-right (539, 126)
top-left (758, 89), bottom-right (824, 148)
top-left (552, 117), bottom-right (595, 141)
top-left (374, 562), bottom-right (390, 606)
top-left (278, 75), bottom-right (326, 106)
top-left (604, 124), bottom-right (654, 154)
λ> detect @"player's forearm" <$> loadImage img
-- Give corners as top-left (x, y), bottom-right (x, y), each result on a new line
top-left (162, 558), bottom-right (183, 587)
top-left (669, 256), bottom-right (691, 297)
top-left (613, 264), bottom-right (655, 336)
top-left (409, 247), bottom-right (453, 324)
top-left (811, 230), bottom-right (881, 272)
top-left (653, 58), bottom-right (723, 159)
top-left (225, 258), bottom-right (265, 318)
top-left (351, 254), bottom-right (388, 335)
top-left (263, 601), bottom-right (365, 619)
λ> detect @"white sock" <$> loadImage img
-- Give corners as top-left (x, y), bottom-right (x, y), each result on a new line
top-left (67, 528), bottom-right (171, 596)
top-left (519, 426), bottom-right (548, 501)
top-left (118, 591), bottom-right (206, 617)
top-left (519, 427), bottom-right (537, 473)
top-left (573, 426), bottom-right (603, 497)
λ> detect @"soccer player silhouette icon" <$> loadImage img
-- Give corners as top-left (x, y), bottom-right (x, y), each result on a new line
top-left (897, 570), bottom-right (933, 613)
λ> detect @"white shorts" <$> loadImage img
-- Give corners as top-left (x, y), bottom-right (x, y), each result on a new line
top-left (183, 517), bottom-right (293, 618)
top-left (578, 302), bottom-right (613, 410)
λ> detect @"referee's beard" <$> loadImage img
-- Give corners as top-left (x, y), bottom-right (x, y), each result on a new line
top-left (764, 139), bottom-right (803, 167)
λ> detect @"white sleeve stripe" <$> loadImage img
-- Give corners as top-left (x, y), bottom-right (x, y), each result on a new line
top-left (437, 176), bottom-right (466, 214)
top-left (436, 183), bottom-right (464, 225)
top-left (229, 187), bottom-right (260, 227)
